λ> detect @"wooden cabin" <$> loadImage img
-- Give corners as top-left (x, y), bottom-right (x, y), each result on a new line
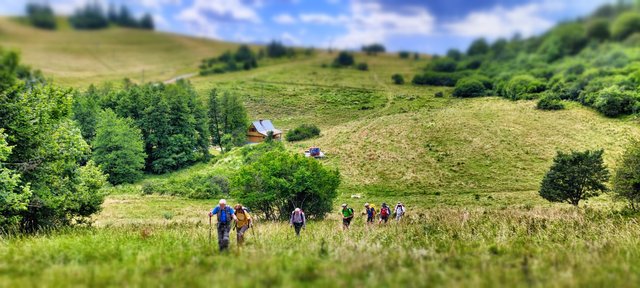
top-left (247, 120), bottom-right (283, 143)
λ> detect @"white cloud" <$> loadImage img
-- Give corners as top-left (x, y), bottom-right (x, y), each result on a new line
top-left (176, 0), bottom-right (261, 39)
top-left (300, 13), bottom-right (349, 25)
top-left (280, 32), bottom-right (301, 45)
top-left (273, 13), bottom-right (296, 24)
top-left (443, 2), bottom-right (553, 39)
top-left (329, 1), bottom-right (436, 49)
top-left (444, 0), bottom-right (613, 39)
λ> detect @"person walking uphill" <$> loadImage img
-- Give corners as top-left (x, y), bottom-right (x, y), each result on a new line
top-left (341, 204), bottom-right (354, 230)
top-left (209, 199), bottom-right (237, 252)
top-left (394, 202), bottom-right (406, 222)
top-left (290, 208), bottom-right (306, 237)
top-left (364, 203), bottom-right (376, 225)
top-left (378, 203), bottom-right (391, 224)
top-left (234, 204), bottom-right (252, 246)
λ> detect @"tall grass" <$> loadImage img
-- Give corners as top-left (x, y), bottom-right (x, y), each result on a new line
top-left (2, 195), bottom-right (640, 287)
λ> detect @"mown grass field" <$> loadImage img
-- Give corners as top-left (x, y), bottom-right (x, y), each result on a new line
top-left (3, 18), bottom-right (640, 287)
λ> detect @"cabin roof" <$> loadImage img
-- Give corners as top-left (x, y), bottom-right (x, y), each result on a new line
top-left (251, 120), bottom-right (282, 136)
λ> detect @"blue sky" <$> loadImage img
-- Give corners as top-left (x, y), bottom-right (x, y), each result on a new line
top-left (1, 0), bottom-right (615, 54)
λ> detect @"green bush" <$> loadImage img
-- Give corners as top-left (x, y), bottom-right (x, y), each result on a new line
top-left (286, 124), bottom-right (321, 142)
top-left (412, 71), bottom-right (465, 87)
top-left (613, 139), bottom-right (640, 210)
top-left (233, 147), bottom-right (340, 220)
top-left (536, 94), bottom-right (565, 110)
top-left (452, 78), bottom-right (486, 98)
top-left (467, 38), bottom-right (489, 56)
top-left (391, 74), bottom-right (404, 85)
top-left (333, 52), bottom-right (354, 67)
top-left (503, 75), bottom-right (546, 100)
top-left (612, 11), bottom-right (640, 40)
top-left (428, 57), bottom-right (457, 72)
top-left (591, 86), bottom-right (638, 117)
top-left (586, 18), bottom-right (610, 41)
top-left (356, 63), bottom-right (369, 71)
top-left (398, 51), bottom-right (410, 59)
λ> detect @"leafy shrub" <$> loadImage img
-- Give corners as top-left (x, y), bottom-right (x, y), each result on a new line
top-left (452, 78), bottom-right (486, 98)
top-left (536, 94), bottom-right (565, 110)
top-left (586, 18), bottom-right (610, 41)
top-left (503, 75), bottom-right (546, 100)
top-left (412, 71), bottom-right (465, 87)
top-left (391, 74), bottom-right (404, 85)
top-left (446, 49), bottom-right (462, 61)
top-left (591, 86), bottom-right (638, 117)
top-left (356, 63), bottom-right (369, 71)
top-left (612, 11), bottom-right (640, 40)
top-left (286, 124), bottom-right (321, 142)
top-left (362, 44), bottom-right (385, 55)
top-left (467, 38), bottom-right (489, 56)
top-left (233, 147), bottom-right (340, 220)
top-left (266, 40), bottom-right (294, 58)
top-left (398, 51), bottom-right (410, 59)
top-left (428, 57), bottom-right (457, 72)
top-left (613, 139), bottom-right (640, 210)
top-left (538, 23), bottom-right (588, 62)
top-left (333, 52), bottom-right (354, 67)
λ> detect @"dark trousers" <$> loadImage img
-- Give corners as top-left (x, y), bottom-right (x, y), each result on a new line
top-left (293, 222), bottom-right (304, 236)
top-left (217, 222), bottom-right (231, 251)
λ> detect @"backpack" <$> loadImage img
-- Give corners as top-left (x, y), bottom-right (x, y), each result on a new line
top-left (216, 206), bottom-right (233, 222)
top-left (381, 207), bottom-right (390, 217)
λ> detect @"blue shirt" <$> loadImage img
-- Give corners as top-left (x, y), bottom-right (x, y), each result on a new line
top-left (211, 206), bottom-right (234, 223)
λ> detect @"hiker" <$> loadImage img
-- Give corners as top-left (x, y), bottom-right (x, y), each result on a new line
top-left (234, 204), bottom-right (252, 245)
top-left (341, 203), bottom-right (354, 230)
top-left (208, 199), bottom-right (237, 252)
top-left (378, 202), bottom-right (391, 224)
top-left (364, 203), bottom-right (376, 225)
top-left (290, 208), bottom-right (306, 237)
top-left (394, 202), bottom-right (406, 221)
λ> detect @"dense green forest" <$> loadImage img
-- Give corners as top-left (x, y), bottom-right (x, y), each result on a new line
top-left (414, 3), bottom-right (640, 118)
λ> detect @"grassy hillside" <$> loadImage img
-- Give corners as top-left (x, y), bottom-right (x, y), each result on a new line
top-left (0, 17), bottom-right (237, 87)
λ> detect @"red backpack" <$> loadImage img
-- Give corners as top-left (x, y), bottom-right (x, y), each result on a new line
top-left (381, 207), bottom-right (390, 217)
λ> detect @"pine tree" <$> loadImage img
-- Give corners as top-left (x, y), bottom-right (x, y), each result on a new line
top-left (92, 109), bottom-right (145, 185)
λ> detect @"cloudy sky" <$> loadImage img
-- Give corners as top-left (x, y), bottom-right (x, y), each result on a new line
top-left (1, 0), bottom-right (615, 53)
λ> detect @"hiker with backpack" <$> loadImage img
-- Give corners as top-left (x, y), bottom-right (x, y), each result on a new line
top-left (208, 199), bottom-right (237, 252)
top-left (341, 203), bottom-right (354, 230)
top-left (290, 208), bottom-right (306, 237)
top-left (378, 202), bottom-right (391, 224)
top-left (364, 203), bottom-right (376, 225)
top-left (234, 204), bottom-right (252, 246)
top-left (394, 202), bottom-right (406, 221)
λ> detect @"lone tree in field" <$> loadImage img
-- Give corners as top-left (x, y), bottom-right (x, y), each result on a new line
top-left (539, 149), bottom-right (609, 206)
top-left (613, 139), bottom-right (640, 210)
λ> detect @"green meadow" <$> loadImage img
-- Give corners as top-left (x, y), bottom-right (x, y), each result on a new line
top-left (2, 10), bottom-right (640, 287)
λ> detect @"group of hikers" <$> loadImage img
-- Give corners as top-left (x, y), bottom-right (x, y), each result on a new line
top-left (208, 199), bottom-right (407, 252)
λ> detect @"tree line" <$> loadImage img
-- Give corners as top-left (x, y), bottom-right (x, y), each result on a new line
top-left (24, 2), bottom-right (154, 31)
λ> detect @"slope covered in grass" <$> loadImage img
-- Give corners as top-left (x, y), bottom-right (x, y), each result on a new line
top-left (0, 17), bottom-right (237, 87)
